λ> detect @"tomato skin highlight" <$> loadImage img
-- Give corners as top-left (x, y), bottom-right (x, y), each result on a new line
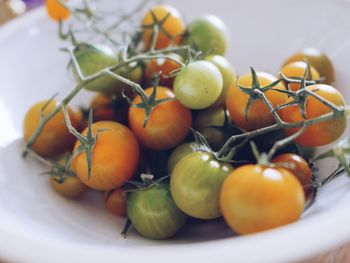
top-left (283, 48), bottom-right (335, 84)
top-left (45, 0), bottom-right (70, 21)
top-left (174, 61), bottom-right (223, 110)
top-left (72, 121), bottom-right (140, 190)
top-left (128, 86), bottom-right (192, 150)
top-left (127, 183), bottom-right (186, 239)
top-left (142, 5), bottom-right (185, 50)
top-left (170, 152), bottom-right (233, 219)
top-left (272, 153), bottom-right (312, 197)
top-left (220, 165), bottom-right (305, 235)
top-left (23, 100), bottom-right (80, 158)
top-left (226, 72), bottom-right (288, 131)
top-left (279, 84), bottom-right (347, 147)
top-left (104, 188), bottom-right (127, 217)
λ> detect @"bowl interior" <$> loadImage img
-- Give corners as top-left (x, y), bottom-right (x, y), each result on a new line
top-left (1, 0), bottom-right (350, 261)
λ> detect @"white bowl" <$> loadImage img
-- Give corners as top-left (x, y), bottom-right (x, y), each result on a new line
top-left (1, 0), bottom-right (350, 262)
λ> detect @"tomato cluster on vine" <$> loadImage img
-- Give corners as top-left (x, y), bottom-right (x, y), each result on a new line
top-left (23, 1), bottom-right (350, 239)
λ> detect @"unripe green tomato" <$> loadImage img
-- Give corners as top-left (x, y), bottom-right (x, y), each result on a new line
top-left (73, 43), bottom-right (118, 95)
top-left (205, 55), bottom-right (237, 106)
top-left (167, 142), bottom-right (196, 173)
top-left (194, 107), bottom-right (228, 150)
top-left (170, 152), bottom-right (233, 219)
top-left (127, 184), bottom-right (186, 239)
top-left (174, 61), bottom-right (223, 109)
top-left (184, 15), bottom-right (229, 56)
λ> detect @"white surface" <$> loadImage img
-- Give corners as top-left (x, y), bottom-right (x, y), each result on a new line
top-left (1, 0), bottom-right (350, 262)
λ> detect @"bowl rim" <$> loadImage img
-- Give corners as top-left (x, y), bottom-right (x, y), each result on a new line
top-left (1, 4), bottom-right (350, 263)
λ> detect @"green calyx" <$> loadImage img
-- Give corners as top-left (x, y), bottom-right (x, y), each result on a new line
top-left (274, 68), bottom-right (342, 119)
top-left (62, 106), bottom-right (107, 180)
top-left (239, 67), bottom-right (283, 121)
top-left (42, 156), bottom-right (76, 184)
top-left (123, 75), bottom-right (175, 127)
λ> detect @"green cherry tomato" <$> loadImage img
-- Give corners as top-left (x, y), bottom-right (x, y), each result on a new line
top-left (194, 107), bottom-right (228, 150)
top-left (167, 142), bottom-right (196, 173)
top-left (127, 183), bottom-right (186, 239)
top-left (174, 61), bottom-right (223, 109)
top-left (73, 43), bottom-right (118, 95)
top-left (170, 152), bottom-right (233, 219)
top-left (205, 55), bottom-right (237, 106)
top-left (185, 15), bottom-right (229, 56)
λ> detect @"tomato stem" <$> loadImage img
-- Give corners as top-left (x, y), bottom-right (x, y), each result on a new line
top-left (120, 218), bottom-right (132, 239)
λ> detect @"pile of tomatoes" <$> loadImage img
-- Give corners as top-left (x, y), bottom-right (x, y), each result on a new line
top-left (23, 2), bottom-right (348, 239)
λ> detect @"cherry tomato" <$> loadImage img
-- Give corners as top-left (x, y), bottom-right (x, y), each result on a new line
top-left (87, 94), bottom-right (129, 125)
top-left (73, 43), bottom-right (119, 95)
top-left (283, 48), bottom-right (335, 84)
top-left (144, 54), bottom-right (182, 87)
top-left (174, 61), bottom-right (223, 109)
top-left (280, 61), bottom-right (320, 91)
top-left (128, 86), bottom-right (192, 150)
top-left (23, 100), bottom-right (80, 158)
top-left (51, 175), bottom-right (87, 198)
top-left (50, 154), bottom-right (87, 198)
top-left (279, 84), bottom-right (347, 147)
top-left (104, 188), bottom-right (127, 217)
top-left (272, 153), bottom-right (312, 196)
top-left (193, 107), bottom-right (228, 150)
top-left (185, 15), bottom-right (229, 56)
top-left (127, 183), bottom-right (186, 239)
top-left (142, 5), bottom-right (185, 50)
top-left (226, 72), bottom-right (288, 131)
top-left (72, 121), bottom-right (140, 190)
top-left (220, 165), bottom-right (305, 235)
top-left (45, 0), bottom-right (70, 21)
top-left (167, 142), bottom-right (196, 173)
top-left (170, 152), bottom-right (233, 219)
top-left (205, 55), bottom-right (237, 106)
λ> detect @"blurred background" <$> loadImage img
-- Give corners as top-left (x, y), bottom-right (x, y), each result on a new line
top-left (0, 0), bottom-right (43, 24)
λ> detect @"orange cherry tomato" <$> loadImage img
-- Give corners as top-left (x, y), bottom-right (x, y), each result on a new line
top-left (128, 86), bottom-right (192, 150)
top-left (51, 176), bottom-right (87, 198)
top-left (144, 54), bottom-right (182, 87)
top-left (50, 154), bottom-right (87, 198)
top-left (283, 48), bottom-right (335, 84)
top-left (220, 165), bottom-right (305, 235)
top-left (45, 0), bottom-right (70, 21)
top-left (142, 5), bottom-right (185, 50)
top-left (104, 188), bottom-right (127, 217)
top-left (90, 94), bottom-right (129, 124)
top-left (72, 121), bottom-right (140, 190)
top-left (279, 84), bottom-right (347, 147)
top-left (23, 100), bottom-right (80, 158)
top-left (226, 72), bottom-right (288, 131)
top-left (280, 61), bottom-right (320, 91)
top-left (272, 153), bottom-right (312, 197)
